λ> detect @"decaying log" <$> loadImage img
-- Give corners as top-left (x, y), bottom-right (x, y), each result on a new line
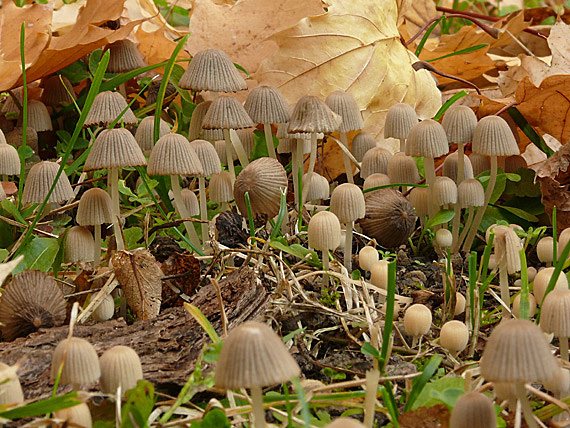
top-left (0, 267), bottom-right (269, 400)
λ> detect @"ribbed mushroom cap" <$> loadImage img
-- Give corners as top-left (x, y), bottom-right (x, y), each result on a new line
top-left (84, 128), bottom-right (146, 171)
top-left (472, 116), bottom-right (519, 157)
top-left (77, 188), bottom-right (114, 225)
top-left (481, 319), bottom-right (559, 383)
top-left (92, 294), bottom-right (115, 322)
top-left (303, 172), bottom-right (330, 201)
top-left (540, 288), bottom-right (570, 337)
top-left (325, 91), bottom-right (364, 133)
top-left (559, 228), bottom-right (570, 258)
top-left (6, 127), bottom-right (39, 153)
top-left (277, 138), bottom-right (311, 154)
top-left (2, 87), bottom-right (22, 115)
top-left (433, 176), bottom-right (457, 206)
top-left (505, 155), bottom-right (527, 173)
top-left (22, 161), bottom-right (74, 204)
top-left (360, 189), bottom-right (416, 248)
top-left (180, 189), bottom-right (200, 216)
top-left (512, 293), bottom-right (537, 319)
top-left (449, 392), bottom-right (496, 428)
top-left (388, 152), bottom-right (420, 184)
top-left (210, 171), bottom-right (234, 204)
top-left (54, 403), bottom-right (93, 428)
top-left (26, 100), bottom-right (52, 132)
top-left (370, 259), bottom-right (389, 289)
top-left (0, 183), bottom-right (5, 202)
top-left (536, 237), bottom-right (554, 264)
top-left (190, 139), bottom-right (222, 176)
top-left (308, 211), bottom-right (341, 251)
top-left (189, 101), bottom-right (212, 140)
top-left (146, 77), bottom-right (176, 106)
top-left (469, 153), bottom-right (490, 176)
top-left (202, 95), bottom-right (254, 130)
top-left (534, 267), bottom-right (568, 305)
top-left (277, 122), bottom-right (324, 140)
top-left (363, 173), bottom-right (391, 192)
top-left (543, 367), bottom-right (570, 397)
top-left (351, 131), bottom-right (377, 162)
top-left (106, 39), bottom-right (146, 73)
top-left (384, 103), bottom-right (417, 140)
top-left (215, 139), bottom-right (237, 163)
top-left (405, 119), bottom-right (448, 158)
top-left (439, 320), bottom-right (469, 355)
top-left (0, 270), bottom-right (66, 341)
top-left (41, 75), bottom-right (76, 107)
top-left (360, 146), bottom-right (391, 179)
top-left (408, 186), bottom-right (429, 218)
top-left (244, 85), bottom-right (290, 124)
top-left (179, 48), bottom-right (247, 92)
top-left (493, 225), bottom-right (521, 274)
top-left (442, 105), bottom-right (477, 144)
top-left (443, 152), bottom-right (474, 182)
top-left (325, 418), bottom-right (367, 428)
top-left (99, 346), bottom-right (143, 394)
top-left (65, 226), bottom-right (95, 263)
top-left (358, 246), bottom-right (379, 272)
top-left (288, 95), bottom-right (342, 134)
top-left (134, 116), bottom-right (170, 153)
top-left (147, 133), bottom-right (203, 176)
top-left (234, 157), bottom-right (287, 222)
top-left (457, 178), bottom-right (484, 208)
top-left (0, 142), bottom-right (21, 175)
top-left (51, 337), bottom-right (101, 385)
top-left (0, 362), bottom-right (24, 406)
top-left (330, 183), bottom-right (365, 224)
top-left (84, 91), bottom-right (137, 127)
top-left (215, 321), bottom-right (300, 389)
top-left (404, 304), bottom-right (432, 337)
top-left (235, 128), bottom-right (255, 157)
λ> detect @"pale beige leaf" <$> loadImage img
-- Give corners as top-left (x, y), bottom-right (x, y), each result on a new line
top-left (0, 255), bottom-right (24, 287)
top-left (112, 249), bottom-right (163, 321)
top-left (400, 0), bottom-right (438, 37)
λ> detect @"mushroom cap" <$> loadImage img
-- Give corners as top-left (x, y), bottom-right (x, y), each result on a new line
top-left (559, 228), bottom-right (570, 258)
top-left (405, 119), bottom-right (448, 158)
top-left (325, 418), bottom-right (367, 428)
top-left (148, 133), bottom-right (203, 176)
top-left (370, 259), bottom-right (389, 289)
top-left (435, 228), bottom-right (453, 248)
top-left (512, 292), bottom-right (537, 319)
top-left (215, 139), bottom-right (237, 163)
top-left (433, 176), bottom-right (457, 206)
top-left (308, 211), bottom-right (342, 251)
top-left (540, 288), bottom-right (570, 337)
top-left (0, 141), bottom-right (21, 175)
top-left (469, 153), bottom-right (490, 176)
top-left (384, 103), bottom-right (417, 140)
top-left (359, 189), bottom-right (416, 248)
top-left (472, 116), bottom-right (519, 157)
top-left (330, 183), bottom-right (365, 224)
top-left (277, 122), bottom-right (324, 140)
top-left (536, 237), bottom-right (554, 264)
top-left (22, 161), bottom-right (75, 204)
top-left (404, 304), bottom-right (432, 337)
top-left (77, 188), bottom-right (114, 225)
top-left (534, 266), bottom-right (569, 305)
top-left (190, 139), bottom-right (222, 177)
top-left (235, 128), bottom-right (255, 158)
top-left (244, 85), bottom-right (291, 124)
top-left (387, 152), bottom-right (420, 184)
top-left (41, 75), bottom-right (76, 107)
top-left (358, 246), bottom-right (379, 272)
top-left (99, 345), bottom-right (143, 394)
top-left (234, 157), bottom-right (287, 222)
top-left (278, 138), bottom-right (311, 154)
top-left (457, 178), bottom-right (484, 208)
top-left (408, 186), bottom-right (429, 219)
top-left (363, 173), bottom-right (391, 193)
top-left (0, 362), bottom-right (24, 406)
top-left (443, 152), bottom-right (474, 183)
top-left (180, 189), bottom-right (200, 216)
top-left (106, 39), bottom-right (146, 73)
top-left (189, 101), bottom-right (213, 140)
top-left (493, 225), bottom-right (522, 274)
top-left (84, 128), bottom-right (146, 171)
top-left (50, 337), bottom-right (101, 385)
top-left (146, 77), bottom-right (177, 106)
top-left (455, 292), bottom-right (466, 316)
top-left (439, 320), bottom-right (469, 355)
top-left (215, 321), bottom-right (300, 389)
top-left (26, 100), bottom-right (52, 132)
top-left (288, 95), bottom-right (342, 134)
top-left (209, 171), bottom-right (234, 204)
top-left (449, 392), bottom-right (496, 428)
top-left (360, 146), bottom-right (391, 179)
top-left (303, 172), bottom-right (330, 202)
top-left (134, 116), bottom-right (170, 153)
top-left (202, 95), bottom-right (254, 130)
top-left (0, 271), bottom-right (66, 341)
top-left (179, 48), bottom-right (247, 92)
top-left (543, 367), bottom-right (570, 397)
top-left (351, 131), bottom-right (377, 162)
top-left (504, 155), bottom-right (527, 173)
top-left (5, 127), bottom-right (39, 153)
top-left (84, 91), bottom-right (137, 127)
top-left (325, 91), bottom-right (364, 133)
top-left (480, 318), bottom-right (559, 383)
top-left (65, 226), bottom-right (95, 263)
top-left (54, 403), bottom-right (93, 428)
top-left (441, 105), bottom-right (477, 144)
top-left (2, 87), bottom-right (22, 115)
top-left (92, 294), bottom-right (115, 322)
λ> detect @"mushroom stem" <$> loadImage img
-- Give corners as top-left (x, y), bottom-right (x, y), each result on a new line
top-left (230, 129), bottom-right (249, 168)
top-left (463, 155), bottom-right (497, 251)
top-left (222, 129), bottom-right (236, 186)
top-left (322, 251), bottom-right (330, 286)
top-left (364, 369), bottom-right (380, 428)
top-left (499, 254), bottom-right (510, 318)
top-left (399, 138), bottom-right (405, 153)
top-left (301, 133), bottom-right (318, 205)
top-left (198, 176), bottom-right (209, 248)
top-left (292, 145), bottom-right (300, 210)
top-left (424, 157), bottom-right (437, 219)
top-left (170, 175), bottom-right (201, 250)
top-left (459, 207), bottom-right (475, 253)
top-left (340, 132), bottom-right (354, 184)
top-left (457, 142), bottom-right (465, 184)
top-left (516, 382), bottom-right (539, 428)
top-left (451, 203), bottom-right (462, 253)
top-left (250, 386), bottom-right (266, 428)
top-left (263, 123), bottom-right (276, 159)
top-left (108, 167), bottom-right (125, 251)
top-left (412, 336), bottom-right (419, 348)
top-left (344, 222), bottom-right (354, 271)
top-left (560, 336), bottom-right (569, 362)
top-left (94, 224), bottom-right (101, 267)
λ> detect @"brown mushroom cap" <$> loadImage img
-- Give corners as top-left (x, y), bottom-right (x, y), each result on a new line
top-left (536, 237), bottom-right (554, 264)
top-left (5, 126), bottom-right (39, 153)
top-left (351, 131), bottom-right (377, 162)
top-left (235, 128), bottom-right (255, 158)
top-left (99, 345), bottom-right (143, 394)
top-left (105, 39), bottom-right (146, 73)
top-left (404, 304), bottom-right (432, 337)
top-left (504, 155), bottom-right (527, 173)
top-left (189, 101), bottom-right (213, 140)
top-left (50, 337), bottom-right (101, 386)
top-left (147, 133), bottom-right (203, 177)
top-left (387, 152), bottom-right (420, 184)
top-left (77, 188), bottom-right (114, 225)
top-left (325, 91), bottom-right (364, 133)
top-left (469, 153), bottom-right (490, 176)
top-left (363, 173), bottom-right (391, 193)
top-left (457, 178), bottom-right (484, 208)
top-left (493, 225), bottom-right (521, 275)
top-left (22, 161), bottom-right (75, 204)
top-left (449, 392), bottom-right (497, 428)
top-left (303, 172), bottom-right (330, 202)
top-left (54, 403), bottom-right (93, 428)
top-left (0, 271), bottom-right (66, 341)
top-left (244, 85), bottom-right (291, 125)
top-left (308, 211), bottom-right (342, 251)
top-left (439, 320), bottom-right (469, 355)
top-left (202, 95), bottom-right (254, 130)
top-left (84, 91), bottom-right (137, 127)
top-left (330, 183), bottom-right (365, 224)
top-left (41, 75), bottom-right (76, 107)
top-left (433, 176), bottom-right (458, 206)
top-left (179, 48), bottom-right (247, 92)
top-left (408, 186), bottom-right (429, 219)
top-left (384, 103), bottom-right (417, 140)
top-left (134, 116), bottom-right (170, 153)
top-left (65, 226), bottom-right (95, 263)
top-left (288, 95), bottom-right (341, 134)
top-left (25, 100), bottom-right (53, 132)
top-left (180, 188), bottom-right (200, 216)
top-left (533, 267), bottom-right (569, 305)
top-left (2, 87), bottom-right (22, 115)
top-left (472, 116), bottom-right (519, 157)
top-left (84, 128), bottom-right (146, 171)
top-left (215, 321), bottom-right (300, 389)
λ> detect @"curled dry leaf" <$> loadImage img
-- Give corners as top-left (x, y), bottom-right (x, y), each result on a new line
top-left (161, 251), bottom-right (201, 308)
top-left (536, 143), bottom-right (570, 230)
top-left (111, 248), bottom-right (163, 320)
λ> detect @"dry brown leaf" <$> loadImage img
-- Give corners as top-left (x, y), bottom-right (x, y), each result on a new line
top-left (536, 143), bottom-right (570, 230)
top-left (399, 404), bottom-right (450, 428)
top-left (399, 0), bottom-right (439, 38)
top-left (255, 0), bottom-right (441, 139)
top-left (112, 248), bottom-right (163, 320)
top-left (185, 0), bottom-right (324, 75)
top-left (136, 27), bottom-right (190, 74)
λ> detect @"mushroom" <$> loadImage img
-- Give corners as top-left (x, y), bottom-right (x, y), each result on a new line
top-left (51, 337), bottom-right (101, 390)
top-left (235, 128), bottom-right (255, 160)
top-left (99, 345), bottom-right (143, 394)
top-left (22, 161), bottom-right (75, 217)
top-left (84, 91), bottom-right (137, 128)
top-left (469, 152), bottom-right (491, 178)
top-left (559, 227), bottom-right (570, 259)
top-left (105, 39), bottom-right (145, 73)
top-left (54, 402), bottom-right (93, 428)
top-left (403, 303), bottom-right (432, 347)
top-left (536, 236), bottom-right (554, 266)
top-left (441, 105), bottom-right (477, 184)
top-left (6, 126), bottom-right (39, 154)
top-left (325, 418), bottom-right (367, 428)
top-left (370, 259), bottom-right (389, 290)
top-left (134, 116), bottom-right (170, 155)
top-left (360, 146), bottom-right (392, 179)
top-left (303, 172), bottom-right (330, 205)
top-left (512, 293), bottom-right (537, 318)
top-left (189, 101), bottom-right (218, 141)
top-left (146, 77), bottom-right (177, 106)
top-left (92, 294), bottom-right (115, 322)
top-left (358, 246), bottom-right (379, 273)
top-left (442, 152), bottom-right (474, 183)
top-left (180, 189), bottom-right (200, 218)
top-left (449, 391), bottom-right (496, 428)
top-left (65, 226), bottom-right (95, 264)
top-left (439, 320), bottom-right (469, 357)
top-left (209, 171), bottom-right (234, 211)
top-left (455, 292), bottom-right (466, 316)
top-left (363, 173), bottom-right (391, 197)
top-left (504, 155), bottom-right (527, 173)
top-left (384, 103), bottom-right (418, 152)
top-left (0, 137), bottom-right (21, 181)
top-left (308, 211), bottom-right (342, 284)
top-left (387, 152), bottom-right (420, 193)
top-left (492, 225), bottom-right (521, 318)
top-left (0, 362), bottom-right (24, 406)
top-left (2, 87), bottom-right (23, 116)
top-left (41, 75), bottom-right (76, 108)
top-left (533, 266), bottom-right (568, 305)
top-left (351, 131), bottom-right (377, 163)
top-left (24, 100), bottom-right (52, 132)
top-left (540, 288), bottom-right (570, 361)
top-left (408, 186), bottom-right (429, 225)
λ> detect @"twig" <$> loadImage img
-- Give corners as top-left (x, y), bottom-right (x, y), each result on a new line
top-left (413, 61), bottom-right (482, 94)
top-left (406, 14), bottom-right (499, 46)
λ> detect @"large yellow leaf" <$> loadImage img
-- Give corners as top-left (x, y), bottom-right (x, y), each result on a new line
top-left (254, 0), bottom-right (441, 139)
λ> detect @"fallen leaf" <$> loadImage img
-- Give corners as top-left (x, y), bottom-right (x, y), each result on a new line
top-left (536, 143), bottom-right (570, 230)
top-left (0, 255), bottom-right (23, 286)
top-left (136, 27), bottom-right (190, 74)
top-left (399, 0), bottom-right (439, 38)
top-left (112, 248), bottom-right (163, 320)
top-left (161, 251), bottom-right (201, 307)
top-left (255, 0), bottom-right (441, 139)
top-left (399, 404), bottom-right (450, 428)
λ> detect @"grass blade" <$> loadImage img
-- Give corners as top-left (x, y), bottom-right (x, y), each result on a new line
top-left (434, 90), bottom-right (468, 121)
top-left (508, 107), bottom-right (553, 156)
top-left (426, 44), bottom-right (488, 63)
top-left (404, 355), bottom-right (442, 412)
top-left (380, 260), bottom-right (397, 370)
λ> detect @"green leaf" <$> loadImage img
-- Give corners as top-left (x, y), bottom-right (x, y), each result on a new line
top-left (0, 249), bottom-right (8, 262)
top-left (1, 199), bottom-right (27, 224)
top-left (508, 107), bottom-right (553, 156)
top-left (404, 355), bottom-right (443, 411)
top-left (415, 16), bottom-right (444, 57)
top-left (251, 129), bottom-right (279, 161)
top-left (191, 408), bottom-right (231, 428)
top-left (361, 342), bottom-right (381, 360)
top-left (121, 380), bottom-right (156, 428)
top-left (0, 392), bottom-right (80, 419)
top-left (269, 240), bottom-right (321, 267)
top-left (495, 206), bottom-right (538, 223)
top-left (13, 237), bottom-right (59, 274)
top-left (184, 303), bottom-right (221, 343)
top-left (118, 180), bottom-right (137, 198)
top-left (169, 64), bottom-right (194, 104)
top-left (412, 377), bottom-right (465, 410)
top-left (60, 60), bottom-right (90, 83)
top-left (425, 209), bottom-right (455, 228)
top-left (504, 168), bottom-right (541, 198)
top-left (124, 227), bottom-right (143, 250)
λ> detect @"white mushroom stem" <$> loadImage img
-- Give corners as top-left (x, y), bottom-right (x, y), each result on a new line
top-left (463, 155), bottom-right (497, 251)
top-left (340, 132), bottom-right (353, 184)
top-left (560, 336), bottom-right (569, 362)
top-left (108, 167), bottom-right (125, 251)
top-left (456, 207), bottom-right (474, 253)
top-left (344, 222), bottom-right (354, 271)
top-left (457, 142), bottom-right (465, 184)
top-left (301, 133), bottom-right (318, 205)
top-left (198, 176), bottom-right (208, 248)
top-left (222, 129), bottom-right (236, 186)
top-left (516, 382), bottom-right (539, 428)
top-left (498, 254), bottom-right (511, 318)
top-left (94, 224), bottom-right (101, 267)
top-left (263, 123), bottom-right (276, 159)
top-left (170, 175), bottom-right (201, 250)
top-left (451, 203), bottom-right (462, 253)
top-left (322, 251), bottom-right (330, 286)
top-left (364, 369), bottom-right (380, 428)
top-left (292, 145), bottom-right (300, 210)
top-left (250, 386), bottom-right (266, 428)
top-left (229, 129), bottom-right (249, 168)
top-left (399, 138), bottom-right (406, 153)
top-left (424, 157), bottom-right (437, 219)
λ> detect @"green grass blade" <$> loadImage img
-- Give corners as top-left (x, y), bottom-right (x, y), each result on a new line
top-left (17, 22), bottom-right (28, 209)
top-left (184, 303), bottom-right (220, 343)
top-left (426, 44), bottom-right (488, 63)
top-left (434, 90), bottom-right (468, 121)
top-left (381, 382), bottom-right (400, 427)
top-left (0, 392), bottom-right (80, 419)
top-left (244, 192), bottom-right (255, 238)
top-left (508, 107), bottom-right (553, 156)
top-left (415, 16), bottom-right (444, 57)
top-left (380, 260), bottom-right (397, 369)
top-left (404, 355), bottom-right (442, 412)
top-left (270, 189), bottom-right (288, 240)
top-left (518, 248), bottom-right (530, 320)
top-left (468, 251), bottom-right (477, 327)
